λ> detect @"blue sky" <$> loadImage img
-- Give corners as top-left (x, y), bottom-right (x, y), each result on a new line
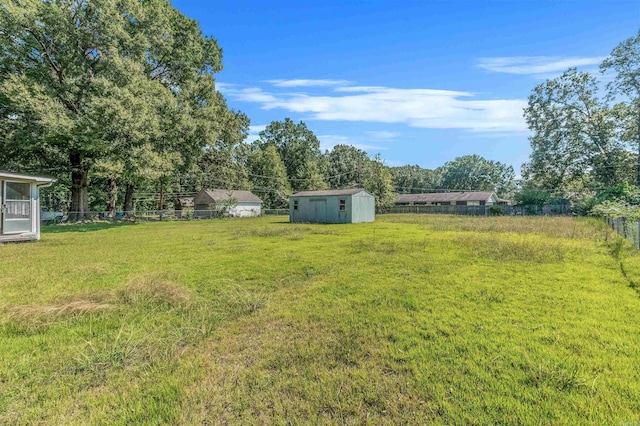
top-left (172, 0), bottom-right (639, 173)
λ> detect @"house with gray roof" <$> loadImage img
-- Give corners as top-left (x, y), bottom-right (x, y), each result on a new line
top-left (290, 188), bottom-right (375, 224)
top-left (396, 191), bottom-right (506, 206)
top-left (194, 189), bottom-right (262, 218)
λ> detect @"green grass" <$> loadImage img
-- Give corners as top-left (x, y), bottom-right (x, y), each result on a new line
top-left (1, 215), bottom-right (639, 424)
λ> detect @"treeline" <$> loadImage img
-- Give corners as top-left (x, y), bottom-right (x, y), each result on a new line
top-left (0, 0), bottom-right (515, 217)
top-left (4, 1), bottom-right (637, 219)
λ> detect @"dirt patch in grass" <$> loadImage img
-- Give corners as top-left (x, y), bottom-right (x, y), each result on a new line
top-left (2, 275), bottom-right (192, 333)
top-left (116, 275), bottom-right (192, 307)
top-left (6, 300), bottom-right (115, 319)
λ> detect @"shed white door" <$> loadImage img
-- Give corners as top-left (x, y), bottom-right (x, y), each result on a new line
top-left (1, 181), bottom-right (32, 234)
top-left (310, 199), bottom-right (327, 223)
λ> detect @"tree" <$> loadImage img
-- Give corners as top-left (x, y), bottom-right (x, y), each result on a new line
top-left (522, 69), bottom-right (625, 192)
top-left (190, 110), bottom-right (251, 191)
top-left (326, 144), bottom-right (368, 188)
top-left (601, 30), bottom-right (640, 186)
top-left (247, 146), bottom-right (291, 208)
top-left (254, 119), bottom-right (328, 192)
top-left (0, 0), bottom-right (231, 219)
top-left (440, 155), bottom-right (515, 197)
top-left (391, 165), bottom-right (442, 193)
top-left (362, 155), bottom-right (396, 212)
top-left (514, 188), bottom-right (552, 206)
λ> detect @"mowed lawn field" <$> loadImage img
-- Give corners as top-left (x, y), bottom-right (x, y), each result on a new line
top-left (1, 215), bottom-right (640, 425)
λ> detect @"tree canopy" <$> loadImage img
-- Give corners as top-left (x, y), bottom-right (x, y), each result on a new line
top-left (0, 0), bottom-right (236, 218)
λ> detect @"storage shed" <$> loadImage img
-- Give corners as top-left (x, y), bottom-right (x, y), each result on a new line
top-left (0, 172), bottom-right (55, 242)
top-left (194, 189), bottom-right (262, 218)
top-left (290, 188), bottom-right (375, 224)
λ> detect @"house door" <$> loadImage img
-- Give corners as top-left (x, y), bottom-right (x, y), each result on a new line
top-left (1, 181), bottom-right (32, 234)
top-left (310, 199), bottom-right (327, 223)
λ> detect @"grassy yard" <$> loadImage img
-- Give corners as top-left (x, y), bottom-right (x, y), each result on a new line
top-left (1, 214), bottom-right (639, 424)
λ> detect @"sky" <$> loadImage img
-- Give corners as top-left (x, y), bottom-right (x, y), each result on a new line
top-left (172, 0), bottom-right (640, 173)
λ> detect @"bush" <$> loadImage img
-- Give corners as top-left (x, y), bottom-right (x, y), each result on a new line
top-left (489, 205), bottom-right (504, 216)
top-left (514, 188), bottom-right (551, 206)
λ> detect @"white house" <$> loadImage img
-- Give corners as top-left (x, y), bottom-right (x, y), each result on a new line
top-left (0, 172), bottom-right (55, 242)
top-left (194, 189), bottom-right (262, 218)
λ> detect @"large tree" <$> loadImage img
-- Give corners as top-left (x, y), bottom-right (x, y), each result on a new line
top-left (522, 69), bottom-right (626, 192)
top-left (361, 155), bottom-right (396, 212)
top-left (602, 30), bottom-right (640, 186)
top-left (247, 145), bottom-right (291, 209)
top-left (0, 0), bottom-right (231, 219)
top-left (254, 118), bottom-right (328, 192)
top-left (326, 144), bottom-right (368, 188)
top-left (440, 155), bottom-right (515, 197)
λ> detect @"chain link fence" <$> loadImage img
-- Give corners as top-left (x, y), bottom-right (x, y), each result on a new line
top-left (605, 216), bottom-right (640, 249)
top-left (387, 204), bottom-right (574, 216)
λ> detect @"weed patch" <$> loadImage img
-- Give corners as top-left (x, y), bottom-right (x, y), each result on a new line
top-left (456, 234), bottom-right (566, 263)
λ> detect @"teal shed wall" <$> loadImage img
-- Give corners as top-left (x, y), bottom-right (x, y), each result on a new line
top-left (289, 191), bottom-right (375, 224)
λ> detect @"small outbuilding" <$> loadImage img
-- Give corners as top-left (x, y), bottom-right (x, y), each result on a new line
top-left (0, 172), bottom-right (55, 242)
top-left (290, 188), bottom-right (375, 224)
top-left (194, 189), bottom-right (262, 218)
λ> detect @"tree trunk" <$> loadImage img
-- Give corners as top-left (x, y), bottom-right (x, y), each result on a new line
top-left (123, 183), bottom-right (135, 215)
top-left (69, 152), bottom-right (90, 222)
top-left (106, 178), bottom-right (117, 218)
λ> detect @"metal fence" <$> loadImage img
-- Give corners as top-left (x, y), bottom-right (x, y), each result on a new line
top-left (47, 209), bottom-right (263, 223)
top-left (605, 216), bottom-right (640, 249)
top-left (263, 209), bottom-right (289, 215)
top-left (387, 204), bottom-right (574, 216)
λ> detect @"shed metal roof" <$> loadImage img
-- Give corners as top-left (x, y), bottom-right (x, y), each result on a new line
top-left (197, 189), bottom-right (262, 204)
top-left (292, 188), bottom-right (370, 197)
top-left (396, 191), bottom-right (497, 204)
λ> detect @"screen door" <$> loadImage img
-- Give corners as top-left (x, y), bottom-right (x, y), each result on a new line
top-left (2, 181), bottom-right (31, 234)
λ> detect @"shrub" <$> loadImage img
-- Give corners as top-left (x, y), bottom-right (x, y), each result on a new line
top-left (489, 205), bottom-right (504, 216)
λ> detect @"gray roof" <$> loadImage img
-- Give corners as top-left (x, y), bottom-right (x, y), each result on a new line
top-left (0, 172), bottom-right (55, 184)
top-left (292, 188), bottom-right (370, 197)
top-left (178, 197), bottom-right (194, 207)
top-left (197, 189), bottom-right (262, 204)
top-left (396, 191), bottom-right (497, 204)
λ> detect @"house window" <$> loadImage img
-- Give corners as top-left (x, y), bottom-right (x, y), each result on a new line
top-left (339, 199), bottom-right (346, 211)
top-left (293, 200), bottom-right (298, 210)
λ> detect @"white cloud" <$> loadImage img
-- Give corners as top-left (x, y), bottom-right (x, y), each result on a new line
top-left (245, 124), bottom-right (267, 142)
top-left (318, 134), bottom-right (386, 152)
top-left (265, 79), bottom-right (350, 87)
top-left (476, 56), bottom-right (606, 75)
top-left (365, 131), bottom-right (399, 140)
top-left (223, 84), bottom-right (528, 132)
